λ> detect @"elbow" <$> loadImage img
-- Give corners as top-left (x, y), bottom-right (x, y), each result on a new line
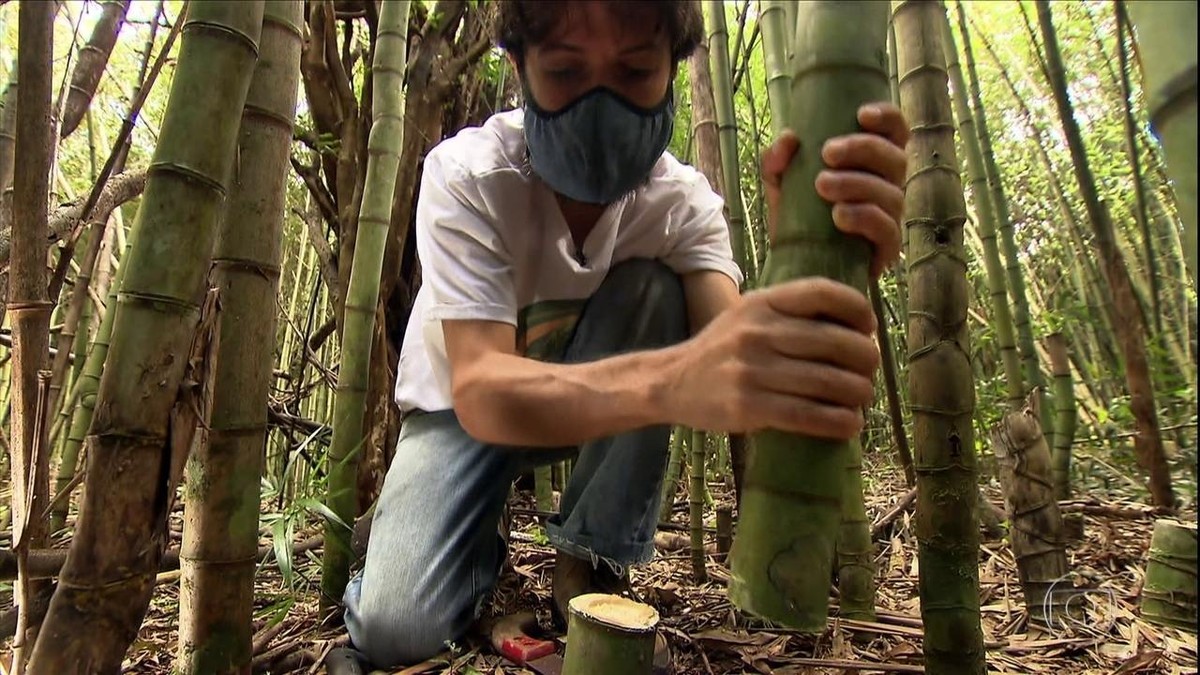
top-left (451, 368), bottom-right (501, 444)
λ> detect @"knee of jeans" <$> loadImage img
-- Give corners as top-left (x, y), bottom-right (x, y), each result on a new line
top-left (606, 258), bottom-right (686, 337)
top-left (345, 578), bottom-right (463, 668)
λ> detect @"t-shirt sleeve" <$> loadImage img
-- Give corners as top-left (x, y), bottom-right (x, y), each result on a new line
top-left (659, 169), bottom-right (745, 287)
top-left (416, 149), bottom-right (518, 325)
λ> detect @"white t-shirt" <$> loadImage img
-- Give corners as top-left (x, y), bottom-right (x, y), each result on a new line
top-left (394, 109), bottom-right (743, 413)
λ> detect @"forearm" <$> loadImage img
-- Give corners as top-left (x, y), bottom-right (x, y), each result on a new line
top-left (452, 345), bottom-right (682, 448)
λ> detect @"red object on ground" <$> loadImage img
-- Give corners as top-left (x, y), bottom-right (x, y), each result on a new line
top-left (499, 634), bottom-right (557, 665)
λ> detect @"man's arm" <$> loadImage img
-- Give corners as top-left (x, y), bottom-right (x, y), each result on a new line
top-left (445, 269), bottom-right (742, 448)
top-left (681, 269), bottom-right (741, 335)
top-left (445, 319), bottom-right (684, 447)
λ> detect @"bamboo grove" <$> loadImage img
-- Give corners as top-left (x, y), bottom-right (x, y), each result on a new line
top-left (0, 1), bottom-right (1194, 673)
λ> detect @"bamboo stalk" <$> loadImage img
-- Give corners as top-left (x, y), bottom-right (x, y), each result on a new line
top-left (955, 2), bottom-right (1047, 430)
top-left (1140, 519), bottom-right (1198, 631)
top-left (177, 2), bottom-right (303, 671)
top-left (941, 7), bottom-right (1022, 407)
top-left (837, 437), bottom-right (876, 621)
top-left (989, 394), bottom-right (1070, 626)
top-left (870, 280), bottom-right (913, 487)
top-left (8, 4), bottom-right (55, 669)
top-left (759, 0), bottom-right (790, 136)
top-left (706, 0), bottom-right (750, 276)
top-left (1124, 1), bottom-right (1197, 285)
top-left (892, 1), bottom-right (985, 671)
top-left (729, 0), bottom-right (888, 631)
top-left (689, 428), bottom-right (707, 584)
top-left (1036, 0), bottom-right (1176, 510)
top-left (1044, 333), bottom-right (1076, 500)
top-left (322, 0), bottom-right (412, 607)
top-left (28, 3), bottom-right (266, 669)
top-left (659, 426), bottom-right (686, 523)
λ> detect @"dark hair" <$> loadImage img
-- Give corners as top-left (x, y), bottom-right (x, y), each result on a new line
top-left (496, 0), bottom-right (704, 66)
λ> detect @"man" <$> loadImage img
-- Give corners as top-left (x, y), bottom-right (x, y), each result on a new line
top-left (342, 1), bottom-right (908, 668)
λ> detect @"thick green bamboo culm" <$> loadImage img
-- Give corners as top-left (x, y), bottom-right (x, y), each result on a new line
top-left (27, 2), bottom-right (266, 671)
top-left (837, 437), bottom-right (876, 621)
top-left (322, 0), bottom-right (412, 608)
top-left (1124, 0), bottom-right (1197, 286)
top-left (728, 1), bottom-right (888, 631)
top-left (178, 2), bottom-right (303, 672)
top-left (705, 0), bottom-right (749, 276)
top-left (956, 2), bottom-right (1047, 431)
top-left (941, 7), bottom-right (1023, 408)
top-left (892, 1), bottom-right (986, 672)
top-left (758, 0), bottom-right (791, 137)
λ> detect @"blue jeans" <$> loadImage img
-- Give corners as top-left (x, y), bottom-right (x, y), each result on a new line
top-left (343, 259), bottom-right (689, 667)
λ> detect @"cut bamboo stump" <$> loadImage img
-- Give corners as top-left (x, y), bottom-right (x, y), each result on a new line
top-left (1141, 519), bottom-right (1198, 632)
top-left (562, 593), bottom-right (659, 675)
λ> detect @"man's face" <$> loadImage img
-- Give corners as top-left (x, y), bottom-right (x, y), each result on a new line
top-left (519, 3), bottom-right (674, 113)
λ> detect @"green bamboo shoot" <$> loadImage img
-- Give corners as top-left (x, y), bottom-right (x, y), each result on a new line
top-left (728, 1), bottom-right (888, 631)
top-left (892, 1), bottom-right (986, 671)
top-left (322, 0), bottom-right (412, 607)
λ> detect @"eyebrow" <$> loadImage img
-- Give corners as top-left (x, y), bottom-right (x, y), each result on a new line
top-left (539, 40), bottom-right (662, 56)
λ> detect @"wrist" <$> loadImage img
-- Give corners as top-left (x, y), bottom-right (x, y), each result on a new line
top-left (642, 342), bottom-right (686, 427)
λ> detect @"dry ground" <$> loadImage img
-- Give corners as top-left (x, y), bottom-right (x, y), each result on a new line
top-left (106, 452), bottom-right (1199, 674)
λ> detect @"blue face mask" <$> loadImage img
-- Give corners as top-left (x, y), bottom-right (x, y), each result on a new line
top-left (523, 83), bottom-right (675, 205)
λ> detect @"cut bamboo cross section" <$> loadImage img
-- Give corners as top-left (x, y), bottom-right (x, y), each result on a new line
top-left (562, 593), bottom-right (659, 675)
top-left (1141, 519), bottom-right (1198, 632)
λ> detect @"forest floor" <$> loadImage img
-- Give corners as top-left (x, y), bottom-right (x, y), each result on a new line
top-left (118, 453), bottom-right (1197, 675)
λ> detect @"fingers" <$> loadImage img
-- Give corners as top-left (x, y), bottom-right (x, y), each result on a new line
top-left (751, 359), bottom-right (875, 408)
top-left (832, 203), bottom-right (902, 277)
top-left (761, 130), bottom-right (800, 189)
top-left (816, 170), bottom-right (905, 221)
top-left (821, 133), bottom-right (908, 187)
top-left (761, 316), bottom-right (881, 377)
top-left (857, 102), bottom-right (910, 149)
top-left (755, 278), bottom-right (876, 335)
top-left (753, 392), bottom-right (865, 439)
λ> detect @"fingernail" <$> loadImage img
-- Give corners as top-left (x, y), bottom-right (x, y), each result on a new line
top-left (822, 140), bottom-right (842, 160)
top-left (861, 104), bottom-right (882, 122)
